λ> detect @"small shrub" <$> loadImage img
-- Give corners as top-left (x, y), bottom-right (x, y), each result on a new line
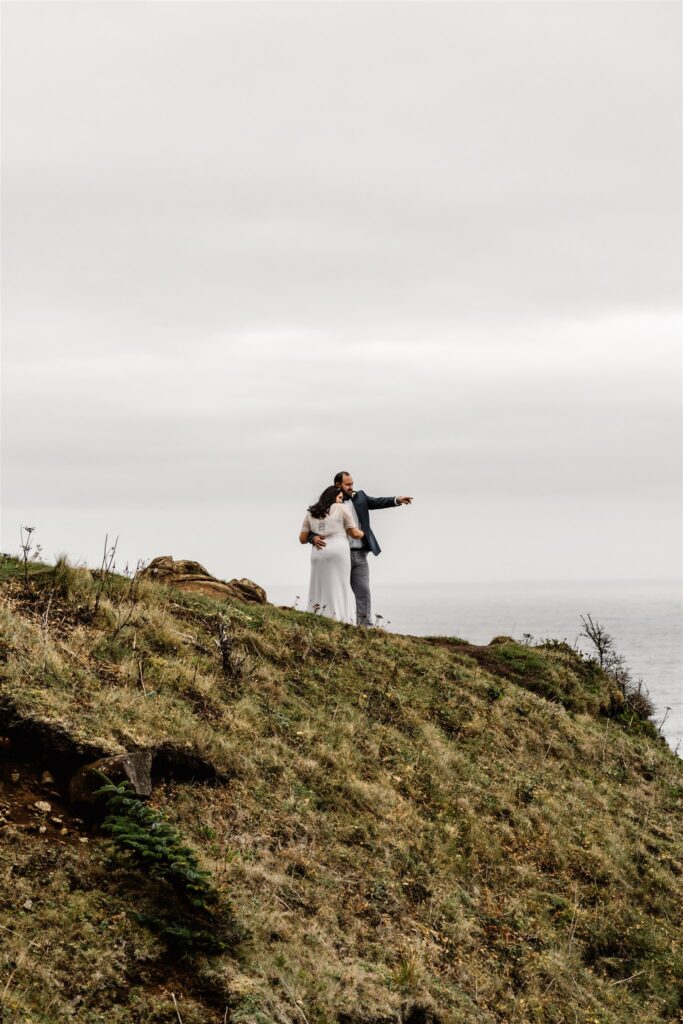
top-left (625, 679), bottom-right (656, 720)
top-left (580, 613), bottom-right (656, 726)
top-left (94, 774), bottom-right (239, 956)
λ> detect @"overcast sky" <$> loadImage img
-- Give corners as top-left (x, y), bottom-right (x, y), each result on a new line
top-left (2, 1), bottom-right (681, 591)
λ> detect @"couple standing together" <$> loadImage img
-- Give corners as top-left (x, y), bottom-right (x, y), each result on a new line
top-left (299, 471), bottom-right (413, 626)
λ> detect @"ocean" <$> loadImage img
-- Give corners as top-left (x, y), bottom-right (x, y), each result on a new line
top-left (266, 580), bottom-right (682, 754)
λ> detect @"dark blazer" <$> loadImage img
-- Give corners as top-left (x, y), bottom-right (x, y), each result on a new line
top-left (348, 490), bottom-right (399, 556)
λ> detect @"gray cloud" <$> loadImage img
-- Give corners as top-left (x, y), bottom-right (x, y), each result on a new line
top-left (2, 1), bottom-right (680, 587)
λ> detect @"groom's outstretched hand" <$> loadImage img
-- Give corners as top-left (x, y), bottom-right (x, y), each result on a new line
top-left (397, 496), bottom-right (413, 505)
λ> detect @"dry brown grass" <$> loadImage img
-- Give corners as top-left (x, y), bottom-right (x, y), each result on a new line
top-left (0, 555), bottom-right (681, 1023)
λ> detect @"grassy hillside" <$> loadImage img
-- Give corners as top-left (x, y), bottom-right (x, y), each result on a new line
top-left (0, 555), bottom-right (681, 1024)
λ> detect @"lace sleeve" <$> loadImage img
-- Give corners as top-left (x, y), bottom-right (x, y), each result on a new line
top-left (301, 513), bottom-right (312, 532)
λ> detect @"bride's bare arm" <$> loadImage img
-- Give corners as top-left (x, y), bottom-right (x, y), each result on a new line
top-left (299, 529), bottom-right (310, 544)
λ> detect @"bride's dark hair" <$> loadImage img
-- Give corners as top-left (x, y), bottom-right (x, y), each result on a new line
top-left (308, 485), bottom-right (341, 520)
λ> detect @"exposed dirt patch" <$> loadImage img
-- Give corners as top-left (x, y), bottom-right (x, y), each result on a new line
top-left (0, 697), bottom-right (229, 793)
top-left (421, 636), bottom-right (519, 675)
top-left (0, 736), bottom-right (94, 848)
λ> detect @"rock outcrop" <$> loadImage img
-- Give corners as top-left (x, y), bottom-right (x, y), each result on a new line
top-left (139, 556), bottom-right (267, 605)
top-left (69, 751), bottom-right (153, 805)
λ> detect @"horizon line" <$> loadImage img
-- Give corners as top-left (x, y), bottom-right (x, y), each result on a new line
top-left (266, 577), bottom-right (683, 589)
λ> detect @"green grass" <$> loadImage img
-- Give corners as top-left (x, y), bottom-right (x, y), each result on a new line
top-left (0, 554), bottom-right (681, 1023)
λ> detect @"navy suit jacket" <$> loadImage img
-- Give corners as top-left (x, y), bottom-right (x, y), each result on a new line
top-left (348, 491), bottom-right (398, 556)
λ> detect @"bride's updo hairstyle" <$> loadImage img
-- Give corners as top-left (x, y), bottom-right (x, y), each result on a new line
top-left (308, 486), bottom-right (341, 520)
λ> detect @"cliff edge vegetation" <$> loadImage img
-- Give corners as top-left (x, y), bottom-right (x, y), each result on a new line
top-left (0, 554), bottom-right (681, 1024)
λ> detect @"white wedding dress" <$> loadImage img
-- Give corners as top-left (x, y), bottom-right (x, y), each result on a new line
top-left (302, 503), bottom-right (356, 624)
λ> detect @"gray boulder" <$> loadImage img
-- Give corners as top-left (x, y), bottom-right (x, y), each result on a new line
top-left (69, 750), bottom-right (153, 805)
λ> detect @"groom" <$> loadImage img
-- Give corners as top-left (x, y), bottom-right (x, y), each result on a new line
top-left (309, 471), bottom-right (412, 626)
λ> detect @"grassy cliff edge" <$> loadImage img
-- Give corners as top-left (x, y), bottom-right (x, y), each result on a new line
top-left (1, 556), bottom-right (681, 1024)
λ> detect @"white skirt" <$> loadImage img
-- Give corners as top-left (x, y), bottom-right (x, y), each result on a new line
top-left (307, 534), bottom-right (355, 624)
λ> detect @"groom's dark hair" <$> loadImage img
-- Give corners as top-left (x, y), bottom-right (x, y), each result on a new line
top-left (334, 471), bottom-right (350, 486)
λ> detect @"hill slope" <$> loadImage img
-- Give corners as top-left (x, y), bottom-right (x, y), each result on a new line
top-left (1, 556), bottom-right (681, 1024)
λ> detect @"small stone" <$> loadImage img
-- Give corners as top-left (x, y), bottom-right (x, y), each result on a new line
top-left (38, 825), bottom-right (47, 834)
top-left (10, 772), bottom-right (20, 784)
top-left (60, 827), bottom-right (69, 836)
top-left (41, 770), bottom-right (55, 785)
top-left (22, 899), bottom-right (33, 910)
top-left (33, 801), bottom-right (51, 814)
top-left (78, 837), bottom-right (89, 844)
top-left (50, 817), bottom-right (63, 825)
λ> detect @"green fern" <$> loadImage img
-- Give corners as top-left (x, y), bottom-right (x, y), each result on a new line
top-left (94, 773), bottom-right (230, 953)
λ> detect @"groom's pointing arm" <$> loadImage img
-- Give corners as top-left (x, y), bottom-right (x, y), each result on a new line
top-left (364, 494), bottom-right (413, 510)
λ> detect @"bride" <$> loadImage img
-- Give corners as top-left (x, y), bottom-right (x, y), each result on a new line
top-left (299, 485), bottom-right (364, 624)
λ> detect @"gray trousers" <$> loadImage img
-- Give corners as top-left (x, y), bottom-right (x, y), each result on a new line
top-left (350, 549), bottom-right (372, 626)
